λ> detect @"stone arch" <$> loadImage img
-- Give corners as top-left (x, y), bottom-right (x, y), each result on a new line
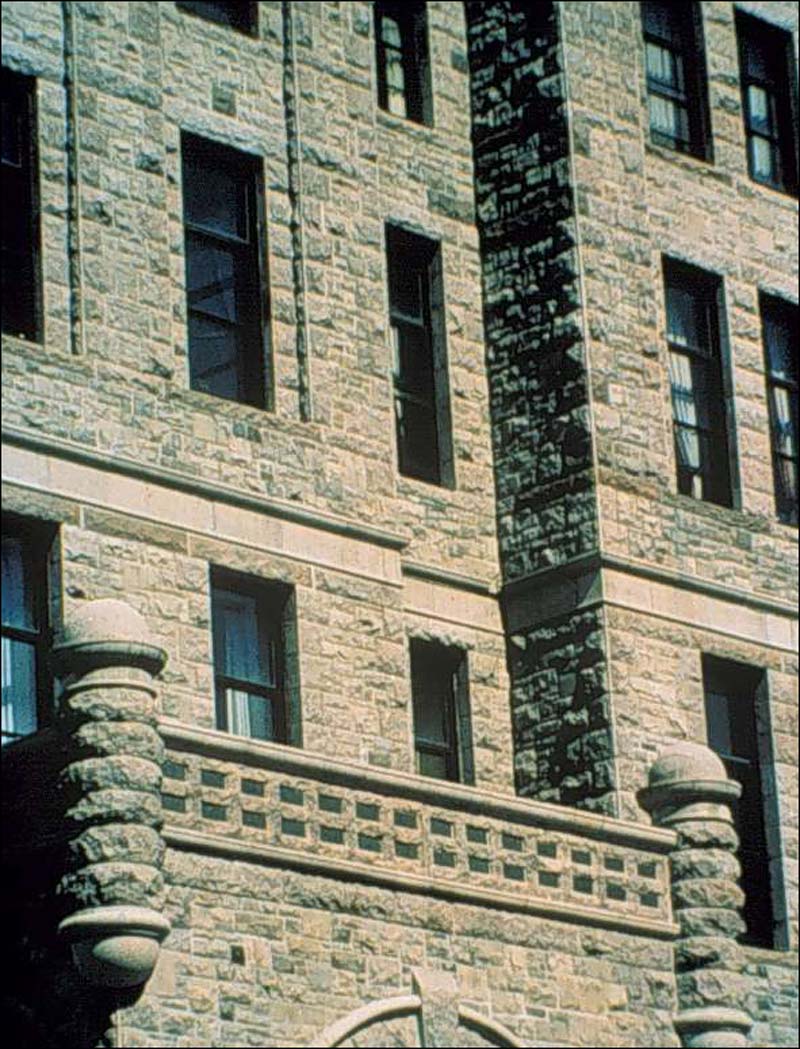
top-left (458, 1006), bottom-right (524, 1047)
top-left (311, 993), bottom-right (525, 1048)
top-left (312, 995), bottom-right (421, 1047)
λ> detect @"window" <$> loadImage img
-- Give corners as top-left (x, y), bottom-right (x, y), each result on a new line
top-left (176, 1), bottom-right (257, 34)
top-left (663, 259), bottom-right (734, 506)
top-left (736, 11), bottom-right (798, 195)
top-left (703, 656), bottom-right (783, 948)
top-left (2, 519), bottom-right (54, 745)
top-left (641, 1), bottom-right (712, 159)
top-left (181, 133), bottom-right (270, 407)
top-left (1, 68), bottom-right (41, 341)
top-left (374, 1), bottom-right (432, 125)
top-left (210, 569), bottom-right (299, 745)
top-left (760, 295), bottom-right (798, 525)
top-left (386, 225), bottom-right (454, 486)
top-left (410, 639), bottom-right (473, 784)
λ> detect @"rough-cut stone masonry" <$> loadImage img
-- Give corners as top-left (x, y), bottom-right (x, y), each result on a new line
top-left (466, 1), bottom-right (616, 813)
top-left (466, 0), bottom-right (598, 582)
top-left (1, 0), bottom-right (501, 580)
top-left (1, 2), bottom-right (797, 1047)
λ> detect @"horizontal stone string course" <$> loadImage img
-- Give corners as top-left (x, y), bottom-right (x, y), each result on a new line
top-left (159, 741), bottom-right (673, 930)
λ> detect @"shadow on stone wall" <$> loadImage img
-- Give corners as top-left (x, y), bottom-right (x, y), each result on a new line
top-left (466, 1), bottom-right (614, 812)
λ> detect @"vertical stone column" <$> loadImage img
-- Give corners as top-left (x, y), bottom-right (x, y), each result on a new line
top-left (53, 599), bottom-right (170, 989)
top-left (639, 742), bottom-right (752, 1048)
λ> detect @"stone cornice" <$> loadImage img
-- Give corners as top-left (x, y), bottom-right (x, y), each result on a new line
top-left (1, 426), bottom-right (409, 552)
top-left (401, 561), bottom-right (497, 596)
top-left (503, 550), bottom-right (798, 621)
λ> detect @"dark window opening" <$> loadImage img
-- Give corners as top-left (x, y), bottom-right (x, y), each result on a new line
top-left (703, 656), bottom-right (780, 949)
top-left (663, 259), bottom-right (734, 507)
top-left (736, 12), bottom-right (798, 195)
top-left (181, 133), bottom-right (270, 407)
top-left (210, 569), bottom-right (299, 745)
top-left (2, 517), bottom-right (56, 745)
top-left (760, 294), bottom-right (798, 525)
top-left (386, 225), bottom-right (454, 486)
top-left (410, 639), bottom-right (473, 785)
top-left (1, 68), bottom-right (41, 341)
top-left (176, 1), bottom-right (257, 35)
top-left (374, 1), bottom-right (432, 125)
top-left (641, 2), bottom-right (712, 160)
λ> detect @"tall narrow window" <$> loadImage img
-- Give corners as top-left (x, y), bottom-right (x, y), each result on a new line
top-left (760, 294), bottom-right (798, 525)
top-left (181, 134), bottom-right (270, 407)
top-left (736, 12), bottom-right (798, 195)
top-left (1, 69), bottom-right (41, 341)
top-left (374, 1), bottom-right (432, 125)
top-left (176, 2), bottom-right (257, 34)
top-left (703, 656), bottom-right (780, 948)
top-left (410, 639), bottom-right (473, 785)
top-left (211, 570), bottom-right (298, 745)
top-left (663, 259), bottom-right (734, 506)
top-left (386, 225), bottom-right (454, 486)
top-left (641, 2), bottom-right (712, 159)
top-left (2, 520), bottom-right (54, 745)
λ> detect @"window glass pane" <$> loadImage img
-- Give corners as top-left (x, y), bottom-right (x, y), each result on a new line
top-left (674, 425), bottom-right (701, 474)
top-left (666, 283), bottom-right (706, 350)
top-left (224, 687), bottom-right (274, 740)
top-left (385, 58), bottom-right (407, 116)
top-left (775, 456), bottom-right (798, 519)
top-left (393, 323), bottom-right (433, 389)
top-left (389, 260), bottom-right (424, 321)
top-left (418, 749), bottom-right (449, 780)
top-left (395, 396), bottom-right (439, 481)
top-left (747, 85), bottom-right (772, 133)
top-left (646, 42), bottom-right (678, 88)
top-left (669, 352), bottom-right (699, 429)
top-left (376, 2), bottom-right (429, 126)
top-left (186, 236), bottom-right (239, 322)
top-left (705, 689), bottom-right (734, 755)
top-left (642, 1), bottom-right (680, 43)
top-left (742, 30), bottom-right (771, 84)
top-left (414, 686), bottom-right (449, 745)
top-left (2, 71), bottom-right (39, 342)
top-left (763, 311), bottom-right (796, 381)
top-left (749, 135), bottom-right (776, 182)
top-left (1, 636), bottom-right (37, 741)
top-left (184, 159), bottom-right (247, 238)
top-left (188, 314), bottom-right (241, 400)
top-left (771, 387), bottom-right (797, 458)
top-left (381, 13), bottom-right (403, 48)
top-left (1, 536), bottom-right (35, 630)
top-left (213, 587), bottom-right (276, 687)
top-left (1, 98), bottom-right (22, 166)
top-left (649, 96), bottom-right (688, 145)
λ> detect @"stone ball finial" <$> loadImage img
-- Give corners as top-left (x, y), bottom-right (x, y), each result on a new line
top-left (638, 741), bottom-right (740, 825)
top-left (53, 598), bottom-right (166, 676)
top-left (56, 599), bottom-right (152, 649)
top-left (647, 741), bottom-right (729, 790)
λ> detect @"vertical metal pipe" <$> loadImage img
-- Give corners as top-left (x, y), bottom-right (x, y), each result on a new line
top-left (61, 0), bottom-right (84, 356)
top-left (282, 0), bottom-right (313, 421)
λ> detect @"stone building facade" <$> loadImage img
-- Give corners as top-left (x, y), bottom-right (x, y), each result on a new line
top-left (1, 2), bottom-right (797, 1047)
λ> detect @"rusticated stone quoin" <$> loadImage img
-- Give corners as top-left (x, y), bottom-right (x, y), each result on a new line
top-left (640, 742), bottom-right (752, 1048)
top-left (53, 599), bottom-right (170, 989)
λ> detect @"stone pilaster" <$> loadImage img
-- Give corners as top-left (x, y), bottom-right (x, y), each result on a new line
top-left (53, 599), bottom-right (170, 989)
top-left (465, 0), bottom-right (616, 814)
top-left (639, 742), bottom-right (752, 1048)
